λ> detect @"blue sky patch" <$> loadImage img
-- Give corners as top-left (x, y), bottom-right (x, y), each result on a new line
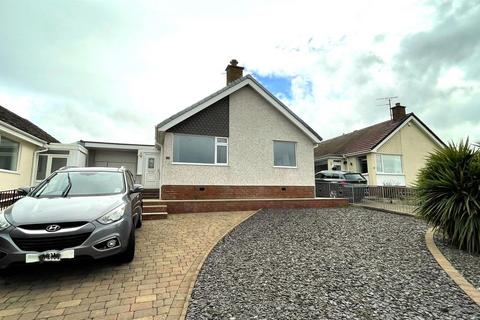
top-left (253, 73), bottom-right (293, 100)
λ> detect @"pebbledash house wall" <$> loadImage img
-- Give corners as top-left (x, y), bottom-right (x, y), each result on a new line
top-left (161, 86), bottom-right (316, 199)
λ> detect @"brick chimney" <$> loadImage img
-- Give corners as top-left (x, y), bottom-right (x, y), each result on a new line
top-left (391, 102), bottom-right (406, 121)
top-left (225, 59), bottom-right (244, 84)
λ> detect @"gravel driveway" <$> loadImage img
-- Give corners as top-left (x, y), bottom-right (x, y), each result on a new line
top-left (187, 208), bottom-right (480, 320)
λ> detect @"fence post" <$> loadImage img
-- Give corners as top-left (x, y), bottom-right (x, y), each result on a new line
top-left (351, 185), bottom-right (355, 203)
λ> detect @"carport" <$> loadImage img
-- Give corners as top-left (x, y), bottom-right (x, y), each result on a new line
top-left (80, 140), bottom-right (160, 186)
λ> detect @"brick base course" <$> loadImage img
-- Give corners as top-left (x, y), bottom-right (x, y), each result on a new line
top-left (161, 185), bottom-right (315, 200)
top-left (160, 198), bottom-right (348, 214)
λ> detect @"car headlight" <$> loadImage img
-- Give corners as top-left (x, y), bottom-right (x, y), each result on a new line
top-left (97, 204), bottom-right (126, 225)
top-left (0, 211), bottom-right (11, 231)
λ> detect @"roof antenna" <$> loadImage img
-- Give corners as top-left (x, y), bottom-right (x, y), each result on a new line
top-left (376, 96), bottom-right (398, 119)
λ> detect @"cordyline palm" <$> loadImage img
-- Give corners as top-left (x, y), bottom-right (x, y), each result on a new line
top-left (415, 140), bottom-right (480, 254)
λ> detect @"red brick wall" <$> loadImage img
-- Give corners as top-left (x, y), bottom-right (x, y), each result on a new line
top-left (162, 198), bottom-right (348, 214)
top-left (161, 185), bottom-right (315, 200)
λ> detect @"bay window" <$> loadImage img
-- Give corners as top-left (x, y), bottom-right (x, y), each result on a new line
top-left (376, 154), bottom-right (402, 174)
top-left (173, 134), bottom-right (228, 165)
top-left (274, 141), bottom-right (297, 167)
top-left (0, 135), bottom-right (19, 171)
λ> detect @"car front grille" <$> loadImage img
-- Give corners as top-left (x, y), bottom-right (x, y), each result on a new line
top-left (12, 233), bottom-right (92, 252)
top-left (18, 221), bottom-right (88, 230)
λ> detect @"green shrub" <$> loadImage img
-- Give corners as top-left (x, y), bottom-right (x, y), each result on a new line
top-left (415, 140), bottom-right (480, 253)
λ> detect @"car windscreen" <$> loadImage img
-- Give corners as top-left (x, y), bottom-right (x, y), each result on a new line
top-left (31, 171), bottom-right (125, 197)
top-left (344, 173), bottom-right (366, 182)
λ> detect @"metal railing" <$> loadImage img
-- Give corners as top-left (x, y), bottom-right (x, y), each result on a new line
top-left (316, 182), bottom-right (418, 215)
top-left (0, 189), bottom-right (24, 210)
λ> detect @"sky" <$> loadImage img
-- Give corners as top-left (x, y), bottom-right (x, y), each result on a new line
top-left (0, 0), bottom-right (479, 145)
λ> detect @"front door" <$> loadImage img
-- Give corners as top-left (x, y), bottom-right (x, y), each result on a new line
top-left (143, 153), bottom-right (160, 188)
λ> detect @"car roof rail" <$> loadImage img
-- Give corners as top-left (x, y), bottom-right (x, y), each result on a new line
top-left (58, 166), bottom-right (78, 171)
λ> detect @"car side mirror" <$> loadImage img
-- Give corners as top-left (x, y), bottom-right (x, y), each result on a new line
top-left (130, 184), bottom-right (144, 194)
top-left (17, 186), bottom-right (33, 196)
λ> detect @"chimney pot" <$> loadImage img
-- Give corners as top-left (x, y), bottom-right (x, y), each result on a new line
top-left (225, 59), bottom-right (244, 84)
top-left (391, 102), bottom-right (406, 121)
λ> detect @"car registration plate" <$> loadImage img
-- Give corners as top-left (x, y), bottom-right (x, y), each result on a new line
top-left (25, 250), bottom-right (75, 263)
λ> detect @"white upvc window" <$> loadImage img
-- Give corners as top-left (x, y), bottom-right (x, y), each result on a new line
top-left (172, 134), bottom-right (228, 165)
top-left (376, 154), bottom-right (403, 174)
top-left (36, 153), bottom-right (69, 182)
top-left (0, 135), bottom-right (20, 172)
top-left (273, 140), bottom-right (297, 168)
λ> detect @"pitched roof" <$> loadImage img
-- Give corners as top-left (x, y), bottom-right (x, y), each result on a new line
top-left (0, 105), bottom-right (59, 143)
top-left (156, 75), bottom-right (322, 143)
top-left (314, 114), bottom-right (411, 157)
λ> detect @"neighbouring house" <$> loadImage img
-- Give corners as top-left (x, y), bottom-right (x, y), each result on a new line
top-left (155, 60), bottom-right (322, 200)
top-left (0, 105), bottom-right (60, 190)
top-left (314, 103), bottom-right (445, 187)
top-left (0, 105), bottom-right (159, 191)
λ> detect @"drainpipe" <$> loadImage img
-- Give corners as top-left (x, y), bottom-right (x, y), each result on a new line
top-left (31, 145), bottom-right (49, 186)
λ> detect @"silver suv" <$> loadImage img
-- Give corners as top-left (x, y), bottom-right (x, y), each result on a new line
top-left (0, 167), bottom-right (143, 269)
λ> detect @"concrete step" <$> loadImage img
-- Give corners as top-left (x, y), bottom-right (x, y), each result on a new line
top-left (143, 204), bottom-right (167, 213)
top-left (143, 212), bottom-right (168, 220)
top-left (142, 200), bottom-right (165, 205)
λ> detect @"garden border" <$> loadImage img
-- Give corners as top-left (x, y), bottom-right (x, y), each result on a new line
top-left (425, 227), bottom-right (480, 306)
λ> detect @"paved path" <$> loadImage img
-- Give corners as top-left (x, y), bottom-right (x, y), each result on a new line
top-left (188, 208), bottom-right (480, 320)
top-left (0, 211), bottom-right (253, 320)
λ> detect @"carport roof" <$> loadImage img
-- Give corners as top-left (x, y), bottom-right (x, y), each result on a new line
top-left (80, 140), bottom-right (155, 150)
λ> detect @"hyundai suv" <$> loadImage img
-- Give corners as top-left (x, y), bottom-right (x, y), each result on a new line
top-left (0, 167), bottom-right (143, 269)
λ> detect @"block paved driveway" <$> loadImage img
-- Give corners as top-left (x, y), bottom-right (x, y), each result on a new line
top-left (0, 211), bottom-right (253, 320)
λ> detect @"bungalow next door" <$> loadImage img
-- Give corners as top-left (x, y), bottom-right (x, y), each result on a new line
top-left (142, 152), bottom-right (160, 189)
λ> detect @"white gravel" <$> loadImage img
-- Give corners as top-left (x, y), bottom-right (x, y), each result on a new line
top-left (187, 207), bottom-right (480, 320)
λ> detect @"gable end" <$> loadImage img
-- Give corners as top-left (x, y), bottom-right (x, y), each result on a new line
top-left (167, 96), bottom-right (229, 137)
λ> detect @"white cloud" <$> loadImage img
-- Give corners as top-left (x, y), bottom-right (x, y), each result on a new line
top-left (0, 0), bottom-right (478, 144)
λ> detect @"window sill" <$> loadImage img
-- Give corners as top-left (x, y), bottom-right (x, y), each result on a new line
top-left (376, 173), bottom-right (405, 176)
top-left (171, 162), bottom-right (229, 167)
top-left (0, 169), bottom-right (19, 175)
top-left (273, 166), bottom-right (298, 169)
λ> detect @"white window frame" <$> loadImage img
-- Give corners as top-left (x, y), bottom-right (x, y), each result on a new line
top-left (376, 154), bottom-right (403, 175)
top-left (0, 134), bottom-right (21, 174)
top-left (273, 140), bottom-right (297, 168)
top-left (215, 137), bottom-right (228, 165)
top-left (35, 154), bottom-right (69, 182)
top-left (171, 133), bottom-right (229, 166)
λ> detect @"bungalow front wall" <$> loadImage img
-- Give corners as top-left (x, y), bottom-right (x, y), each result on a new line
top-left (159, 84), bottom-right (318, 200)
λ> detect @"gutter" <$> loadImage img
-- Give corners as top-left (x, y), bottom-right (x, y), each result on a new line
top-left (0, 119), bottom-right (48, 147)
